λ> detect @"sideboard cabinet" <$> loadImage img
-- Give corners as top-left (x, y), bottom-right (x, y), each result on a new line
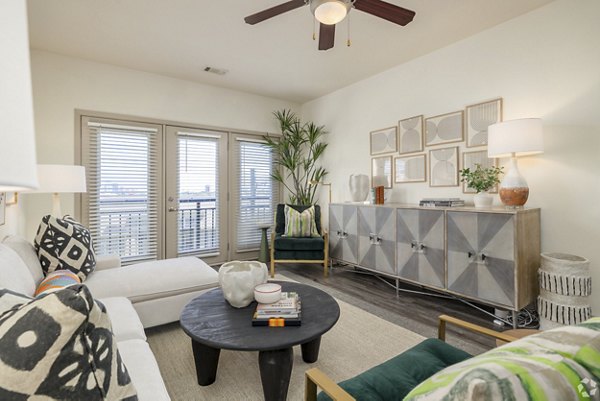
top-left (329, 203), bottom-right (541, 312)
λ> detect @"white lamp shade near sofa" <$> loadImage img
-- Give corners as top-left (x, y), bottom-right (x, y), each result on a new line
top-left (36, 165), bottom-right (87, 194)
top-left (488, 118), bottom-right (544, 158)
top-left (0, 0), bottom-right (38, 191)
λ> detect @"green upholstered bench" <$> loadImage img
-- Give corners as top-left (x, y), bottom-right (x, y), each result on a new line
top-left (305, 315), bottom-right (520, 401)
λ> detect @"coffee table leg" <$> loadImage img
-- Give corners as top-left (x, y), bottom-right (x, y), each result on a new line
top-left (191, 340), bottom-right (221, 386)
top-left (258, 348), bottom-right (293, 401)
top-left (301, 336), bottom-right (322, 363)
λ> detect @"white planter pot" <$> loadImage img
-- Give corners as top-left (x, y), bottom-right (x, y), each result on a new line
top-left (473, 192), bottom-right (493, 208)
top-left (218, 261), bottom-right (268, 308)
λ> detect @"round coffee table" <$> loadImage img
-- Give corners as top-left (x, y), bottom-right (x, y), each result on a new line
top-left (180, 281), bottom-right (340, 401)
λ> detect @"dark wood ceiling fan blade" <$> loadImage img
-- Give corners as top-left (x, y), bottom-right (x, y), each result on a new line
top-left (353, 0), bottom-right (416, 26)
top-left (318, 23), bottom-right (335, 51)
top-left (244, 0), bottom-right (306, 25)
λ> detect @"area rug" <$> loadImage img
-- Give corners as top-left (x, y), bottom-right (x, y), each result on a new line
top-left (146, 297), bottom-right (425, 401)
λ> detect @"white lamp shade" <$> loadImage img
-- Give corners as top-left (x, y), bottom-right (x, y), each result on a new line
top-left (311, 0), bottom-right (350, 25)
top-left (0, 1), bottom-right (38, 191)
top-left (35, 165), bottom-right (87, 193)
top-left (488, 118), bottom-right (544, 158)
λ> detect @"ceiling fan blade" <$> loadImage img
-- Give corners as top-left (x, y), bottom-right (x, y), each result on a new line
top-left (318, 23), bottom-right (335, 51)
top-left (353, 0), bottom-right (416, 26)
top-left (244, 0), bottom-right (306, 25)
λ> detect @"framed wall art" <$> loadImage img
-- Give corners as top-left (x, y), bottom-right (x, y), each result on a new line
top-left (462, 150), bottom-right (499, 193)
top-left (425, 111), bottom-right (464, 146)
top-left (466, 98), bottom-right (503, 147)
top-left (398, 115), bottom-right (424, 154)
top-left (370, 126), bottom-right (398, 155)
top-left (429, 146), bottom-right (459, 187)
top-left (371, 156), bottom-right (393, 188)
top-left (0, 193), bottom-right (5, 226)
top-left (5, 192), bottom-right (18, 205)
top-left (394, 154), bottom-right (426, 183)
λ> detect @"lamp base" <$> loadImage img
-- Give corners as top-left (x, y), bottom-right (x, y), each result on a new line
top-left (499, 187), bottom-right (529, 209)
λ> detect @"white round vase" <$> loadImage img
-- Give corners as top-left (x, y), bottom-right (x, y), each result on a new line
top-left (473, 192), bottom-right (493, 208)
top-left (349, 174), bottom-right (369, 202)
top-left (218, 261), bottom-right (268, 308)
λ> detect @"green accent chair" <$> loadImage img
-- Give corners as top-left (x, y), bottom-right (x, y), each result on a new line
top-left (270, 204), bottom-right (329, 278)
top-left (305, 315), bottom-right (520, 401)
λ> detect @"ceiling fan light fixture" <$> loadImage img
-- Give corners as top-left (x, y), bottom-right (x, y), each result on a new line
top-left (310, 0), bottom-right (350, 25)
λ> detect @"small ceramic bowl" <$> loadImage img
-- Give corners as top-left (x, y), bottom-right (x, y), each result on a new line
top-left (254, 283), bottom-right (282, 304)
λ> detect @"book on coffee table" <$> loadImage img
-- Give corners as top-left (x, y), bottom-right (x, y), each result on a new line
top-left (253, 292), bottom-right (302, 326)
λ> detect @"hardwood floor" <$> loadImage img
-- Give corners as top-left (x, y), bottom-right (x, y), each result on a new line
top-left (276, 261), bottom-right (505, 354)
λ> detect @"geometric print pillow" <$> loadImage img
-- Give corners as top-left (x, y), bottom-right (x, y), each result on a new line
top-left (403, 318), bottom-right (600, 401)
top-left (0, 285), bottom-right (138, 400)
top-left (34, 215), bottom-right (96, 281)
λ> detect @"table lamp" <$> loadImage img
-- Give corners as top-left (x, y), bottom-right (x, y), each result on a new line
top-left (35, 165), bottom-right (87, 217)
top-left (488, 118), bottom-right (544, 208)
top-left (0, 1), bottom-right (38, 191)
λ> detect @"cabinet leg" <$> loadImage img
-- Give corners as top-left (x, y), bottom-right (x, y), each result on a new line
top-left (395, 279), bottom-right (399, 298)
top-left (512, 310), bottom-right (518, 329)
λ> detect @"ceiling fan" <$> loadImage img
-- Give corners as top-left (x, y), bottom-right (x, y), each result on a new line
top-left (244, 0), bottom-right (416, 51)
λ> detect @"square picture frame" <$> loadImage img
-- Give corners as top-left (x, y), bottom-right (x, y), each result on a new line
top-left (371, 156), bottom-right (393, 189)
top-left (5, 192), bottom-right (18, 205)
top-left (462, 150), bottom-right (499, 193)
top-left (466, 98), bottom-right (503, 147)
top-left (394, 154), bottom-right (426, 183)
top-left (429, 146), bottom-right (459, 187)
top-left (425, 111), bottom-right (464, 147)
top-left (370, 126), bottom-right (398, 155)
top-left (398, 115), bottom-right (424, 154)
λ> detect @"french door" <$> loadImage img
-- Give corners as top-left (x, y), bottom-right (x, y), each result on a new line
top-left (165, 126), bottom-right (228, 264)
top-left (81, 114), bottom-right (278, 265)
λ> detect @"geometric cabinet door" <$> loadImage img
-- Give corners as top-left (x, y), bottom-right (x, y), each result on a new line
top-left (357, 206), bottom-right (396, 275)
top-left (397, 209), bottom-right (445, 289)
top-left (447, 211), bottom-right (516, 308)
top-left (329, 204), bottom-right (358, 265)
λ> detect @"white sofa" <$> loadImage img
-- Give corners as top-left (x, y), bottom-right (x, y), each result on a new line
top-left (0, 236), bottom-right (220, 401)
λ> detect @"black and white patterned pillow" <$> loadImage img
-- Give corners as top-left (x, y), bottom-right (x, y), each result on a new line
top-left (0, 288), bottom-right (32, 318)
top-left (34, 215), bottom-right (96, 281)
top-left (0, 285), bottom-right (138, 400)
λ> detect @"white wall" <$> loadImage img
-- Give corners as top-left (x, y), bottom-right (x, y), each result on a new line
top-left (22, 50), bottom-right (298, 239)
top-left (302, 0), bottom-right (600, 311)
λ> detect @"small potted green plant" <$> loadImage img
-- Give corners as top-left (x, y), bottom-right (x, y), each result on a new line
top-left (459, 164), bottom-right (504, 208)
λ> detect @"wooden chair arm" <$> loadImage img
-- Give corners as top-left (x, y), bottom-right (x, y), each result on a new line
top-left (438, 315), bottom-right (519, 344)
top-left (305, 368), bottom-right (355, 401)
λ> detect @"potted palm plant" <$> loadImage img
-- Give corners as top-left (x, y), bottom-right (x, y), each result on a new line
top-left (459, 164), bottom-right (504, 208)
top-left (263, 109), bottom-right (328, 205)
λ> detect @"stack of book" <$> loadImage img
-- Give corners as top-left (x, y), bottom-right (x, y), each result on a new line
top-left (252, 292), bottom-right (301, 327)
top-left (419, 198), bottom-right (465, 207)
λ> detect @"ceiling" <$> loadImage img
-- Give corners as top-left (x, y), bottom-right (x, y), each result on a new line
top-left (27, 0), bottom-right (553, 103)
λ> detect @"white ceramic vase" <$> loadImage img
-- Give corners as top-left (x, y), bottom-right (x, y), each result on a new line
top-left (349, 174), bottom-right (369, 202)
top-left (473, 191), bottom-right (493, 208)
top-left (218, 261), bottom-right (268, 308)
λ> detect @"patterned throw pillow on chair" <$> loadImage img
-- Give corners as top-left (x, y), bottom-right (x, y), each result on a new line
top-left (34, 215), bottom-right (96, 281)
top-left (284, 205), bottom-right (320, 237)
top-left (0, 285), bottom-right (138, 400)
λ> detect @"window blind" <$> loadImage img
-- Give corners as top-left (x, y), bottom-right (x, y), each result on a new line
top-left (233, 138), bottom-right (279, 251)
top-left (177, 133), bottom-right (220, 256)
top-left (83, 119), bottom-right (160, 264)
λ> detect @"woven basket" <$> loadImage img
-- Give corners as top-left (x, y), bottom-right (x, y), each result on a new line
top-left (537, 252), bottom-right (591, 330)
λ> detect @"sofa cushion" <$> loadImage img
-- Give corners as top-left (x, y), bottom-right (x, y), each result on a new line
top-left (100, 297), bottom-right (147, 342)
top-left (0, 285), bottom-right (138, 400)
top-left (0, 244), bottom-right (37, 296)
top-left (84, 256), bottom-right (218, 303)
top-left (2, 235), bottom-right (45, 284)
top-left (283, 205), bottom-right (320, 237)
top-left (34, 215), bottom-right (96, 281)
top-left (276, 204), bottom-right (322, 235)
top-left (117, 339), bottom-right (170, 401)
top-left (274, 234), bottom-right (324, 251)
top-left (318, 338), bottom-right (471, 401)
top-left (404, 319), bottom-right (600, 401)
top-left (0, 288), bottom-right (32, 315)
top-left (273, 249), bottom-right (325, 260)
top-left (34, 270), bottom-right (81, 296)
